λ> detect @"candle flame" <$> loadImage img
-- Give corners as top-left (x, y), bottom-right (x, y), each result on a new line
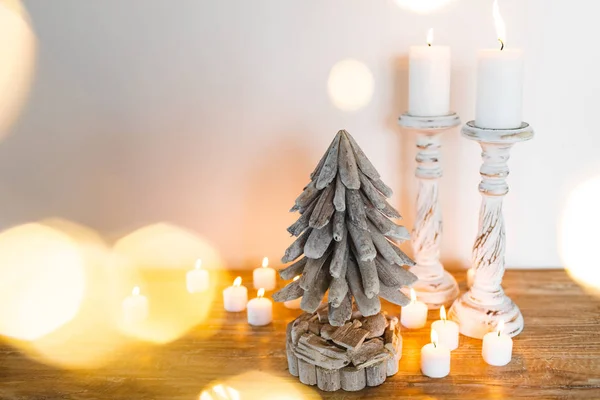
top-left (132, 286), bottom-right (140, 296)
top-left (293, 275), bottom-right (300, 282)
top-left (257, 288), bottom-right (265, 298)
top-left (410, 287), bottom-right (417, 303)
top-left (427, 28), bottom-right (434, 46)
top-left (431, 329), bottom-right (438, 347)
top-left (493, 0), bottom-right (506, 50)
top-left (195, 258), bottom-right (202, 270)
top-left (497, 319), bottom-right (505, 336)
top-left (262, 257), bottom-right (269, 268)
top-left (440, 305), bottom-right (447, 321)
top-left (233, 276), bottom-right (242, 287)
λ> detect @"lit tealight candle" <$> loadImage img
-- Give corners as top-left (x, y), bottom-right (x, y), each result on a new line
top-left (401, 288), bottom-right (428, 329)
top-left (253, 257), bottom-right (276, 291)
top-left (284, 276), bottom-right (302, 309)
top-left (122, 286), bottom-right (148, 325)
top-left (247, 288), bottom-right (273, 326)
top-left (431, 306), bottom-right (459, 350)
top-left (467, 268), bottom-right (475, 288)
top-left (482, 320), bottom-right (513, 366)
top-left (186, 259), bottom-right (210, 293)
top-left (223, 277), bottom-right (248, 312)
top-left (421, 329), bottom-right (451, 378)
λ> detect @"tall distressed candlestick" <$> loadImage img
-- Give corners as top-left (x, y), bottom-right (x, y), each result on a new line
top-left (448, 121), bottom-right (533, 339)
top-left (398, 113), bottom-right (460, 309)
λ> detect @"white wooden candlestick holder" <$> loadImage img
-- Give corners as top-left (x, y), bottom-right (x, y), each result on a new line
top-left (398, 113), bottom-right (461, 309)
top-left (448, 121), bottom-right (534, 339)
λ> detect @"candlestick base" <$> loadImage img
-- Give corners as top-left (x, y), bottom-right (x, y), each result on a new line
top-left (398, 112), bottom-right (461, 309)
top-left (448, 291), bottom-right (524, 339)
top-left (401, 267), bottom-right (459, 310)
top-left (448, 121), bottom-right (533, 339)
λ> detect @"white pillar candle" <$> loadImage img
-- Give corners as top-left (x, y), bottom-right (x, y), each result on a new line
top-left (186, 259), bottom-right (210, 293)
top-left (467, 268), bottom-right (475, 288)
top-left (409, 28), bottom-right (451, 117)
top-left (223, 276), bottom-right (248, 312)
top-left (401, 288), bottom-right (428, 329)
top-left (430, 306), bottom-right (459, 350)
top-left (284, 276), bottom-right (302, 309)
top-left (253, 257), bottom-right (276, 291)
top-left (421, 329), bottom-right (451, 378)
top-left (475, 0), bottom-right (524, 129)
top-left (482, 320), bottom-right (513, 366)
top-left (247, 288), bottom-right (273, 326)
top-left (122, 286), bottom-right (148, 325)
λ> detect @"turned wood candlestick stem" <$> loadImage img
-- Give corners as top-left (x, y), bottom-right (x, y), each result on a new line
top-left (398, 113), bottom-right (461, 309)
top-left (448, 121), bottom-right (534, 339)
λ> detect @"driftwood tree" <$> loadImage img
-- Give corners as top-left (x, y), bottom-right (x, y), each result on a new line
top-left (273, 130), bottom-right (417, 327)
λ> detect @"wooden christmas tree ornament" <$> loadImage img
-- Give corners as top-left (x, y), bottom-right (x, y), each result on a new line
top-left (274, 129), bottom-right (417, 391)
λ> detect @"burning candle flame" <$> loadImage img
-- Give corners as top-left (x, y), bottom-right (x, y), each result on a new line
top-left (293, 275), bottom-right (300, 282)
top-left (132, 286), bottom-right (140, 296)
top-left (497, 319), bottom-right (505, 336)
top-left (233, 277), bottom-right (242, 287)
top-left (257, 288), bottom-right (265, 298)
top-left (431, 329), bottom-right (439, 347)
top-left (410, 287), bottom-right (417, 303)
top-left (440, 305), bottom-right (447, 321)
top-left (195, 259), bottom-right (202, 270)
top-left (262, 257), bottom-right (269, 268)
top-left (427, 28), bottom-right (434, 46)
top-left (493, 0), bottom-right (506, 50)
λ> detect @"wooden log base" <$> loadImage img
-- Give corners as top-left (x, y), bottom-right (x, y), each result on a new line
top-left (286, 310), bottom-right (401, 391)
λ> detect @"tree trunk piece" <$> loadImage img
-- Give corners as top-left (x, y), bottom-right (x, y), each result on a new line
top-left (298, 359), bottom-right (317, 386)
top-left (340, 366), bottom-right (367, 391)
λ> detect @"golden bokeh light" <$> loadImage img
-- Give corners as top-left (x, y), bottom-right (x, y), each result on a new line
top-left (0, 223), bottom-right (85, 341)
top-left (394, 0), bottom-right (456, 14)
top-left (111, 223), bottom-right (225, 343)
top-left (7, 220), bottom-right (127, 369)
top-left (327, 58), bottom-right (374, 112)
top-left (0, 0), bottom-right (36, 136)
top-left (198, 371), bottom-right (321, 400)
top-left (560, 177), bottom-right (600, 293)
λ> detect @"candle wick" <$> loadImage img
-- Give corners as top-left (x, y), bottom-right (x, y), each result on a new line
top-left (498, 39), bottom-right (504, 51)
top-left (498, 330), bottom-right (501, 337)
top-left (428, 43), bottom-right (431, 47)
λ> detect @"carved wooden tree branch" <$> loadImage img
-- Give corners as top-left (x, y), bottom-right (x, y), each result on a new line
top-left (274, 130), bottom-right (417, 327)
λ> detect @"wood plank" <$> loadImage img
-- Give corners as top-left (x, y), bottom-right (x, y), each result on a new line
top-left (1, 270), bottom-right (599, 399)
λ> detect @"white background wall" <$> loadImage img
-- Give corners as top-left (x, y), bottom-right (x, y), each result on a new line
top-left (3, 0), bottom-right (599, 269)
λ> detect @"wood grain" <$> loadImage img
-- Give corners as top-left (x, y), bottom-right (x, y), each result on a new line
top-left (0, 269), bottom-right (599, 399)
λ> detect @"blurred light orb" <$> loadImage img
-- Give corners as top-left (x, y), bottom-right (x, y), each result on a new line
top-left (0, 0), bottom-right (36, 136)
top-left (0, 223), bottom-right (85, 341)
top-left (199, 371), bottom-right (321, 400)
top-left (560, 177), bottom-right (600, 292)
top-left (112, 223), bottom-right (224, 343)
top-left (394, 0), bottom-right (456, 14)
top-left (327, 58), bottom-right (374, 112)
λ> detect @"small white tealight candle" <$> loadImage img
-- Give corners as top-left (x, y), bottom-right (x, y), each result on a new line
top-left (467, 268), bottom-right (475, 288)
top-left (421, 329), bottom-right (451, 378)
top-left (223, 276), bottom-right (248, 312)
top-left (253, 257), bottom-right (276, 291)
top-left (186, 259), bottom-right (210, 293)
top-left (122, 286), bottom-right (148, 325)
top-left (401, 288), bottom-right (428, 329)
top-left (247, 288), bottom-right (273, 326)
top-left (482, 320), bottom-right (513, 366)
top-left (284, 276), bottom-right (302, 309)
top-left (431, 306), bottom-right (459, 351)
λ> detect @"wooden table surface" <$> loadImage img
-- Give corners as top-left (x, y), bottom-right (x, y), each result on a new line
top-left (1, 269), bottom-right (599, 400)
